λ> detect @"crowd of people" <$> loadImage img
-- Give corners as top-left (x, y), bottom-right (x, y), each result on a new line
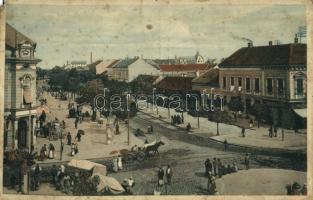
top-left (171, 114), bottom-right (184, 125)
top-left (155, 165), bottom-right (173, 194)
top-left (38, 143), bottom-right (56, 161)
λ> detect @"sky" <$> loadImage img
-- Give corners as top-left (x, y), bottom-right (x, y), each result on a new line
top-left (6, 3), bottom-right (306, 69)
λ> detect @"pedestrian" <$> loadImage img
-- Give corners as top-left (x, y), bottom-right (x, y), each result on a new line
top-left (71, 143), bottom-right (75, 156)
top-left (67, 132), bottom-right (72, 145)
top-left (150, 123), bottom-right (154, 132)
top-left (213, 158), bottom-right (217, 176)
top-left (227, 164), bottom-right (232, 174)
top-left (62, 120), bottom-right (66, 129)
top-left (74, 143), bottom-right (79, 154)
top-left (75, 131), bottom-right (81, 142)
top-left (74, 117), bottom-right (78, 129)
top-left (274, 126), bottom-right (278, 137)
top-left (112, 157), bottom-right (118, 172)
top-left (244, 153), bottom-right (250, 170)
top-left (269, 125), bottom-right (273, 138)
top-left (217, 158), bottom-right (223, 178)
top-left (223, 139), bottom-right (228, 151)
top-left (51, 164), bottom-right (58, 185)
top-left (171, 116), bottom-right (174, 125)
top-left (232, 162), bottom-right (238, 172)
top-left (186, 123), bottom-right (191, 132)
top-left (144, 139), bottom-right (149, 144)
top-left (249, 119), bottom-right (253, 128)
top-left (117, 155), bottom-right (123, 170)
top-left (286, 183), bottom-right (292, 195)
top-left (165, 165), bottom-right (173, 185)
top-left (115, 123), bottom-right (120, 134)
top-left (62, 173), bottom-right (71, 194)
top-left (241, 127), bottom-right (245, 137)
top-left (205, 159), bottom-right (212, 176)
top-left (301, 183), bottom-right (307, 195)
top-left (158, 167), bottom-right (165, 187)
top-left (48, 143), bottom-right (55, 159)
top-left (34, 164), bottom-right (42, 190)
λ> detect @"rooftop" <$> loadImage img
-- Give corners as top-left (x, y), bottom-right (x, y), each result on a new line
top-left (219, 43), bottom-right (306, 68)
top-left (156, 76), bottom-right (194, 91)
top-left (112, 57), bottom-right (139, 68)
top-left (192, 67), bottom-right (219, 87)
top-left (160, 64), bottom-right (214, 72)
top-left (6, 23), bottom-right (36, 49)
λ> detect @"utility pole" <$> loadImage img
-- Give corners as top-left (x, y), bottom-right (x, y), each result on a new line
top-left (127, 93), bottom-right (130, 146)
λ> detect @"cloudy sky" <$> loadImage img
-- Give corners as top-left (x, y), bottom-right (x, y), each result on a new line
top-left (6, 3), bottom-right (306, 68)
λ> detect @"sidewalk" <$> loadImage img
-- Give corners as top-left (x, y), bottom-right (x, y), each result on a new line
top-left (35, 93), bottom-right (145, 164)
top-left (141, 104), bottom-right (306, 151)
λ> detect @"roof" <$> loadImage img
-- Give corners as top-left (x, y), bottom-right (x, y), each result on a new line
top-left (71, 61), bottom-right (87, 65)
top-left (6, 23), bottom-right (36, 49)
top-left (86, 60), bottom-right (103, 71)
top-left (95, 59), bottom-right (119, 74)
top-left (143, 59), bottom-right (160, 69)
top-left (192, 67), bottom-right (219, 87)
top-left (112, 57), bottom-right (139, 68)
top-left (160, 64), bottom-right (214, 72)
top-left (156, 76), bottom-right (194, 91)
top-left (153, 59), bottom-right (176, 65)
top-left (219, 43), bottom-right (306, 68)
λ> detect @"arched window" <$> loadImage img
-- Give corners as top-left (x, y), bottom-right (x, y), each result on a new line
top-left (23, 74), bottom-right (32, 105)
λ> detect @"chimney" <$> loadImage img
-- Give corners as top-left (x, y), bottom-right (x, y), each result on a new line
top-left (269, 41), bottom-right (272, 46)
top-left (248, 42), bottom-right (253, 48)
top-left (294, 34), bottom-right (298, 43)
top-left (90, 51), bottom-right (93, 64)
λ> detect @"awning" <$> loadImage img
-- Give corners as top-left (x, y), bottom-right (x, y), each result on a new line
top-left (293, 108), bottom-right (307, 118)
top-left (23, 87), bottom-right (32, 104)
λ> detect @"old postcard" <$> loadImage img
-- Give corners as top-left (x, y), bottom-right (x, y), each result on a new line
top-left (0, 0), bottom-right (312, 199)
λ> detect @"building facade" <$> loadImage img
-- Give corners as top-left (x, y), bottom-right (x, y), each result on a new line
top-left (219, 41), bottom-right (306, 123)
top-left (4, 24), bottom-right (41, 152)
top-left (108, 57), bottom-right (160, 82)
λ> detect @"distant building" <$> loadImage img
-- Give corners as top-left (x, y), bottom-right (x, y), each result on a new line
top-left (65, 60), bottom-right (87, 69)
top-left (108, 57), bottom-right (160, 82)
top-left (4, 23), bottom-right (41, 151)
top-left (94, 59), bottom-right (119, 75)
top-left (219, 40), bottom-right (306, 127)
top-left (192, 67), bottom-right (220, 93)
top-left (176, 51), bottom-right (205, 64)
top-left (159, 63), bottom-right (214, 77)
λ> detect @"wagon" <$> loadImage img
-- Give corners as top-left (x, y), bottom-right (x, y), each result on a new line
top-left (120, 140), bottom-right (165, 162)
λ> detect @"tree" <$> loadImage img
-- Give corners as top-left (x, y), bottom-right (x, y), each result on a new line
top-left (227, 97), bottom-right (244, 113)
top-left (208, 110), bottom-right (229, 136)
top-left (280, 108), bottom-right (295, 141)
top-left (251, 103), bottom-right (270, 128)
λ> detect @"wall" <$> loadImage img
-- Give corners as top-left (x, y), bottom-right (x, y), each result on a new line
top-left (128, 58), bottom-right (159, 82)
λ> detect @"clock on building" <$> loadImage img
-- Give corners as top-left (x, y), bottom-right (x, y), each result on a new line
top-left (22, 49), bottom-right (30, 57)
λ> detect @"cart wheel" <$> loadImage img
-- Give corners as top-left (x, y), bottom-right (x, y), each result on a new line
top-left (136, 151), bottom-right (145, 161)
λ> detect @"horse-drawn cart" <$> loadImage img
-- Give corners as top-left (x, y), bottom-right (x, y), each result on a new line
top-left (119, 140), bottom-right (165, 162)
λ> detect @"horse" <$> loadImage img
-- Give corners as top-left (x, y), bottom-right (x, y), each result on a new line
top-left (145, 141), bottom-right (165, 156)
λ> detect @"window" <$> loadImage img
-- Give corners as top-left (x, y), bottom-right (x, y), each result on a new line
top-left (296, 79), bottom-right (304, 96)
top-left (238, 77), bottom-right (242, 87)
top-left (223, 77), bottom-right (226, 89)
top-left (246, 78), bottom-right (251, 92)
top-left (255, 78), bottom-right (260, 93)
top-left (277, 79), bottom-right (284, 96)
top-left (231, 77), bottom-right (235, 86)
top-left (267, 78), bottom-right (273, 95)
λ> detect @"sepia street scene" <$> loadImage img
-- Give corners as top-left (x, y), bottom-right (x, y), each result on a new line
top-left (2, 2), bottom-right (308, 196)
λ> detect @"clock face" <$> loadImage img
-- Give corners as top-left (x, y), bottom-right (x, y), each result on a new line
top-left (22, 49), bottom-right (30, 57)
